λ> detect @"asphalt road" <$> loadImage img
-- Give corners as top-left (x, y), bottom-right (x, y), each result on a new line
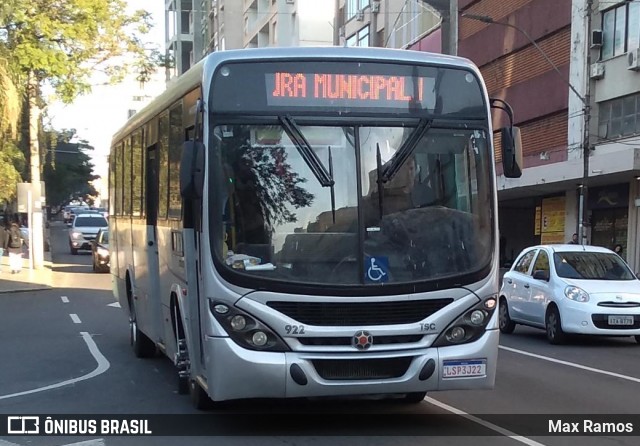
top-left (0, 221), bottom-right (638, 446)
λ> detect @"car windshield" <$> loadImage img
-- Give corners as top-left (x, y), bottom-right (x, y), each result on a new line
top-left (553, 252), bottom-right (635, 280)
top-left (210, 122), bottom-right (493, 288)
top-left (75, 216), bottom-right (108, 227)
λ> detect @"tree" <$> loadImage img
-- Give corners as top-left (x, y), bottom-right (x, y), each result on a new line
top-left (2, 0), bottom-right (156, 177)
top-left (1, 0), bottom-right (157, 266)
top-left (42, 128), bottom-right (98, 208)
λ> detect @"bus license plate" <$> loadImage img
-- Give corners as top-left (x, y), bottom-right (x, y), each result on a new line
top-left (608, 315), bottom-right (634, 326)
top-left (442, 360), bottom-right (486, 379)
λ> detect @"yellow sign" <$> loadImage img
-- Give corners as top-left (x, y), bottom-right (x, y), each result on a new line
top-left (541, 232), bottom-right (565, 244)
top-left (534, 206), bottom-right (541, 235)
top-left (541, 197), bottom-right (565, 236)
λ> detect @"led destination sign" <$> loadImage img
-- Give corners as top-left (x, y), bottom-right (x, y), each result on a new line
top-left (210, 60), bottom-right (484, 117)
top-left (266, 72), bottom-right (435, 110)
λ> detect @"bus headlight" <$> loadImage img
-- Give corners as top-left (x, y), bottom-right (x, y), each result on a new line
top-left (432, 295), bottom-right (497, 348)
top-left (209, 301), bottom-right (289, 352)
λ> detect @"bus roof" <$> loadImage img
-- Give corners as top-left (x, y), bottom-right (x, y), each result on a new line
top-left (111, 46), bottom-right (482, 146)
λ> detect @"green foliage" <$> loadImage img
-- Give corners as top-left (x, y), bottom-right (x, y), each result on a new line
top-left (0, 0), bottom-right (161, 204)
top-left (1, 0), bottom-right (158, 103)
top-left (0, 140), bottom-right (25, 203)
top-left (43, 128), bottom-right (98, 207)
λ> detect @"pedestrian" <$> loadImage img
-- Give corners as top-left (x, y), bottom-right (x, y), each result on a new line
top-left (613, 244), bottom-right (623, 257)
top-left (568, 233), bottom-right (578, 244)
top-left (7, 222), bottom-right (24, 274)
top-left (0, 223), bottom-right (8, 273)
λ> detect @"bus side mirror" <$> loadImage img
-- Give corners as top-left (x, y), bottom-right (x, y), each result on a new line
top-left (501, 126), bottom-right (523, 178)
top-left (180, 141), bottom-right (205, 199)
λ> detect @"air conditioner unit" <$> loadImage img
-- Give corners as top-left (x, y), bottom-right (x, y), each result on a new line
top-left (590, 29), bottom-right (603, 48)
top-left (355, 9), bottom-right (364, 21)
top-left (627, 48), bottom-right (640, 71)
top-left (590, 62), bottom-right (604, 80)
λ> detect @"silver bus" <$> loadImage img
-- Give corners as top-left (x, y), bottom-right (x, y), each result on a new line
top-left (109, 47), bottom-right (522, 409)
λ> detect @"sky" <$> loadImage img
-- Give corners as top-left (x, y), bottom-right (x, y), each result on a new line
top-left (46, 1), bottom-right (166, 200)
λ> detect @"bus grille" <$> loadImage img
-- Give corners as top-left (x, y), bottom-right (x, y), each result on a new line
top-left (311, 357), bottom-right (413, 380)
top-left (267, 299), bottom-right (453, 326)
top-left (298, 335), bottom-right (423, 346)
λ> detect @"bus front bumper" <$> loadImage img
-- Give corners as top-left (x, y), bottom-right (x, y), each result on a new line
top-left (203, 329), bottom-right (498, 401)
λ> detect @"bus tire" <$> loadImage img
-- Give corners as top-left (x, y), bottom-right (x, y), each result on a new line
top-left (403, 392), bottom-right (427, 403)
top-left (499, 297), bottom-right (516, 334)
top-left (129, 300), bottom-right (156, 358)
top-left (190, 378), bottom-right (215, 411)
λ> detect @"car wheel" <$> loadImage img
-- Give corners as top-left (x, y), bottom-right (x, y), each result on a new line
top-left (499, 298), bottom-right (516, 334)
top-left (545, 305), bottom-right (567, 345)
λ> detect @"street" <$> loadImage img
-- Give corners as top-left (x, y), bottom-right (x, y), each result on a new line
top-left (0, 222), bottom-right (639, 446)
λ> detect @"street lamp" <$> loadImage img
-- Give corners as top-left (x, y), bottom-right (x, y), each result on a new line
top-left (460, 12), bottom-right (591, 245)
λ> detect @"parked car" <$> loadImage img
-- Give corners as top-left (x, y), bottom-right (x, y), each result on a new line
top-left (68, 213), bottom-right (109, 255)
top-left (91, 228), bottom-right (109, 273)
top-left (499, 244), bottom-right (640, 345)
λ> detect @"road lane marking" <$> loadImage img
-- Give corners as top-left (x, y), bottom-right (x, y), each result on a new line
top-left (70, 313), bottom-right (82, 324)
top-left (0, 440), bottom-right (20, 446)
top-left (107, 301), bottom-right (121, 308)
top-left (425, 396), bottom-right (546, 446)
top-left (0, 332), bottom-right (110, 401)
top-left (499, 345), bottom-right (640, 384)
top-left (61, 296), bottom-right (69, 303)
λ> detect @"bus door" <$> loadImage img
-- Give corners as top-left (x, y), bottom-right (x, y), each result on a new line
top-left (139, 144), bottom-right (163, 343)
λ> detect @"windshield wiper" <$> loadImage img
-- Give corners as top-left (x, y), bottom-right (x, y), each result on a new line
top-left (279, 115), bottom-right (334, 187)
top-left (376, 143), bottom-right (384, 218)
top-left (380, 118), bottom-right (432, 183)
top-left (328, 146), bottom-right (336, 223)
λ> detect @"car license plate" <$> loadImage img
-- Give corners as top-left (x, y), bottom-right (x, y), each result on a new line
top-left (442, 359), bottom-right (486, 379)
top-left (608, 315), bottom-right (634, 326)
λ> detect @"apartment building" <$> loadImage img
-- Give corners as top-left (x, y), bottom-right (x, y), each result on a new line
top-left (446, 0), bottom-right (640, 271)
top-left (166, 0), bottom-right (335, 82)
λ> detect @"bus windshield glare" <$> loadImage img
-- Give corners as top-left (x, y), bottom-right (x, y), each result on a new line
top-left (211, 123), bottom-right (492, 286)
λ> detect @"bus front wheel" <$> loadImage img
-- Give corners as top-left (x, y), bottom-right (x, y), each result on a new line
top-left (403, 392), bottom-right (427, 403)
top-left (129, 301), bottom-right (156, 358)
top-left (189, 378), bottom-right (215, 410)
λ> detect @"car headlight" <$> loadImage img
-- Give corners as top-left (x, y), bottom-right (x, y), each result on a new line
top-left (71, 232), bottom-right (83, 239)
top-left (96, 247), bottom-right (109, 257)
top-left (565, 286), bottom-right (589, 302)
top-left (209, 301), bottom-right (289, 352)
top-left (432, 295), bottom-right (497, 347)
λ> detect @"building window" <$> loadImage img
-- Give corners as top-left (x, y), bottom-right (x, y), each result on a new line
top-left (347, 26), bottom-right (370, 47)
top-left (601, 1), bottom-right (640, 60)
top-left (346, 0), bottom-right (369, 21)
top-left (599, 92), bottom-right (640, 140)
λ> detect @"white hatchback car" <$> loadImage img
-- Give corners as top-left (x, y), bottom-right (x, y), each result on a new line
top-left (499, 244), bottom-right (640, 344)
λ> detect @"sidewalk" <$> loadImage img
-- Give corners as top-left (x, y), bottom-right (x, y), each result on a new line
top-left (0, 244), bottom-right (53, 294)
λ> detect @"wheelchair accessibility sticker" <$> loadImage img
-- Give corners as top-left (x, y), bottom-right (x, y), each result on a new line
top-left (365, 256), bottom-right (389, 283)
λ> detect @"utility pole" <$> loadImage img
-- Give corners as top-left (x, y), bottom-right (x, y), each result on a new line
top-left (578, 0), bottom-right (593, 245)
top-left (27, 71), bottom-right (45, 270)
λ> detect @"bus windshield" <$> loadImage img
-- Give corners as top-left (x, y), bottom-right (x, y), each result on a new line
top-left (210, 122), bottom-right (493, 287)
